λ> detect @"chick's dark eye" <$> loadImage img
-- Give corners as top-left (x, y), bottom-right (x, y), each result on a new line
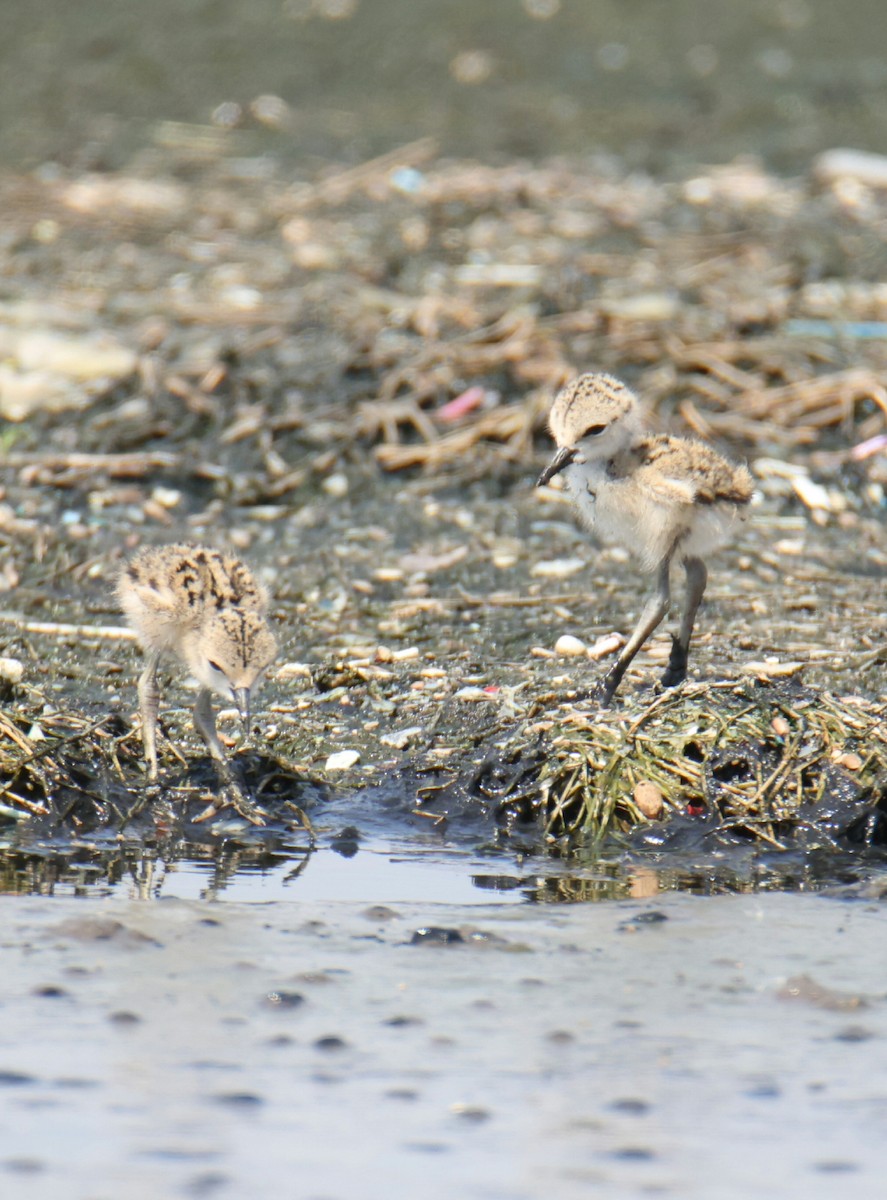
top-left (207, 660), bottom-right (224, 673)
top-left (583, 424), bottom-right (606, 438)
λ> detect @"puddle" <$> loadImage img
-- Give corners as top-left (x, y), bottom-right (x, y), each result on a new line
top-left (107, 841), bottom-right (530, 906)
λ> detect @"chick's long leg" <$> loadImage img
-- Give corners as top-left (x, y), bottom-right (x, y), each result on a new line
top-left (193, 687), bottom-right (268, 827)
top-left (193, 687), bottom-right (232, 776)
top-left (661, 555), bottom-right (707, 689)
top-left (137, 651), bottom-right (162, 782)
top-left (595, 555), bottom-right (672, 706)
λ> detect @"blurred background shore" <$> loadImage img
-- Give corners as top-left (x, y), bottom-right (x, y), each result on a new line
top-left (3, 0), bottom-right (887, 173)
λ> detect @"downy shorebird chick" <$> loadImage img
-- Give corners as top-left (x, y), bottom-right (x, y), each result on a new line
top-left (117, 545), bottom-right (278, 781)
top-left (537, 373), bottom-right (753, 705)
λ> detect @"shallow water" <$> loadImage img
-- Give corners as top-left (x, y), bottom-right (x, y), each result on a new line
top-left (87, 840), bottom-right (530, 906)
top-left (3, 888), bottom-right (887, 1199)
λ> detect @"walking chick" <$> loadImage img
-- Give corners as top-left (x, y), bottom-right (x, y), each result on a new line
top-left (118, 544), bottom-right (278, 780)
top-left (537, 373), bottom-right (753, 704)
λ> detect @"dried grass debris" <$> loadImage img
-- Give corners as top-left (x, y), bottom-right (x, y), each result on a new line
top-left (522, 682), bottom-right (887, 846)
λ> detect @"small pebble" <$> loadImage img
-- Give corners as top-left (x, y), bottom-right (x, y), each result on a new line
top-left (0, 658), bottom-right (24, 684)
top-left (363, 905), bottom-right (399, 921)
top-left (633, 780), bottom-right (664, 819)
top-left (609, 1146), bottom-right (656, 1162)
top-left (546, 1030), bottom-right (575, 1044)
top-left (275, 662), bottom-right (312, 681)
top-left (619, 911), bottom-right (668, 932)
top-left (491, 550), bottom-right (518, 569)
top-left (213, 1092), bottom-right (264, 1108)
top-left (150, 486), bottom-right (181, 509)
top-left (2, 1157), bottom-right (45, 1174)
top-left (587, 632), bottom-right (625, 660)
top-left (773, 538), bottom-right (805, 556)
top-left (325, 750), bottom-right (360, 771)
top-left (250, 93), bottom-right (292, 129)
top-left (834, 752), bottom-right (863, 771)
top-left (262, 991), bottom-right (305, 1010)
top-left (609, 1098), bottom-right (652, 1115)
top-left (791, 474), bottom-right (836, 515)
top-left (410, 927), bottom-right (465, 946)
top-left (314, 1036), bottom-right (348, 1052)
top-left (771, 716), bottom-right (791, 738)
top-left (321, 472), bottom-right (349, 498)
top-left (833, 1025), bottom-right (875, 1043)
top-left (554, 634), bottom-right (586, 657)
top-left (450, 1103), bottom-right (491, 1122)
top-left (108, 1011), bottom-right (141, 1026)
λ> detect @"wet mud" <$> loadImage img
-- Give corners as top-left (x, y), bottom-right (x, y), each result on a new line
top-left (0, 144), bottom-right (885, 898)
top-left (3, 891), bottom-right (887, 1200)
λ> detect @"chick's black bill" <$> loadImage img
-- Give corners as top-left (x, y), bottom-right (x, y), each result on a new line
top-left (536, 446), bottom-right (576, 488)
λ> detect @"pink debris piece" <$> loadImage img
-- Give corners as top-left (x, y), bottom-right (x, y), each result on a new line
top-left (850, 433), bottom-right (887, 462)
top-left (437, 386), bottom-right (488, 423)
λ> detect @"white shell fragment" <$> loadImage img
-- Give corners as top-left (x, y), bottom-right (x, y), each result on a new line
top-left (321, 472), bottom-right (349, 498)
top-left (554, 634), bottom-right (586, 657)
top-left (454, 686), bottom-right (492, 701)
top-left (0, 657), bottom-right (24, 684)
top-left (598, 293), bottom-right (679, 321)
top-left (743, 660), bottom-right (806, 679)
top-left (325, 749), bottom-right (360, 771)
top-left (530, 557), bottom-right (585, 579)
top-left (380, 726), bottom-right (423, 750)
top-left (11, 331), bottom-right (137, 381)
top-left (791, 474), bottom-right (845, 516)
top-left (0, 328), bottom-right (138, 421)
top-left (813, 148), bottom-right (887, 190)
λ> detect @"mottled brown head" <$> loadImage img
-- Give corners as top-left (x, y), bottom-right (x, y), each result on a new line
top-left (549, 373), bottom-right (640, 447)
top-left (538, 373), bottom-right (645, 486)
top-left (182, 609), bottom-right (278, 702)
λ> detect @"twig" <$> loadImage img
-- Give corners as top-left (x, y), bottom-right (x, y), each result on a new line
top-left (293, 137), bottom-right (438, 206)
top-left (3, 451), bottom-right (226, 481)
top-left (0, 615), bottom-right (138, 641)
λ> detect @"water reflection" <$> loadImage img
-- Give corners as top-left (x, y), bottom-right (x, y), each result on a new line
top-left (4, 836), bottom-right (887, 903)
